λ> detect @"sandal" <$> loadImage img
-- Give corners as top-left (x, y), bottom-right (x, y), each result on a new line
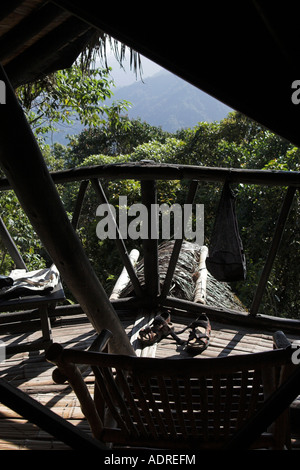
top-left (184, 314), bottom-right (211, 354)
top-left (139, 310), bottom-right (174, 345)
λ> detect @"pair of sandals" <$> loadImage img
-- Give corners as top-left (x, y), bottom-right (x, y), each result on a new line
top-left (139, 309), bottom-right (211, 355)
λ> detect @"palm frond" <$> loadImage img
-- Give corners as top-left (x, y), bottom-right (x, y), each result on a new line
top-left (78, 31), bottom-right (143, 78)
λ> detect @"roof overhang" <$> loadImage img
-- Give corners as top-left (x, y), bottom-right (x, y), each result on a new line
top-left (1, 1), bottom-right (300, 147)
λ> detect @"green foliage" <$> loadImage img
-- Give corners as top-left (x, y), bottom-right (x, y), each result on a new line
top-left (50, 113), bottom-right (300, 316)
top-left (0, 60), bottom-right (131, 275)
top-left (130, 137), bottom-right (185, 163)
top-left (16, 63), bottom-right (131, 146)
top-left (0, 191), bottom-right (46, 273)
top-left (65, 118), bottom-right (172, 167)
top-left (4, 76), bottom-right (300, 320)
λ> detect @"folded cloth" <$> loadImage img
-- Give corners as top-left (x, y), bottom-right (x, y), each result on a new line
top-left (0, 264), bottom-right (60, 299)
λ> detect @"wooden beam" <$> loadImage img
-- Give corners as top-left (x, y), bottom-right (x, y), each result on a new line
top-left (0, 215), bottom-right (27, 269)
top-left (0, 3), bottom-right (67, 63)
top-left (0, 163), bottom-right (299, 191)
top-left (0, 0), bottom-right (24, 22)
top-left (71, 179), bottom-right (89, 229)
top-left (0, 65), bottom-right (135, 356)
top-left (250, 186), bottom-right (296, 316)
top-left (5, 17), bottom-right (91, 88)
top-left (160, 180), bottom-right (198, 301)
top-left (140, 179), bottom-right (159, 300)
top-left (48, 162), bottom-right (300, 186)
top-left (12, 162), bottom-right (299, 188)
top-left (162, 296), bottom-right (300, 333)
top-left (91, 178), bottom-right (143, 297)
top-left (0, 377), bottom-right (106, 450)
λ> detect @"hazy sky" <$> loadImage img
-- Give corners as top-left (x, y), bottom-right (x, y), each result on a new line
top-left (105, 47), bottom-right (162, 88)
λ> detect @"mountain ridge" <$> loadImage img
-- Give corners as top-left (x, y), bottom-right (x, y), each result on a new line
top-left (48, 69), bottom-right (232, 144)
top-left (110, 69), bottom-right (232, 132)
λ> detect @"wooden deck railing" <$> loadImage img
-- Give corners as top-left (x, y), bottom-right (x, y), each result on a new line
top-left (0, 161), bottom-right (299, 330)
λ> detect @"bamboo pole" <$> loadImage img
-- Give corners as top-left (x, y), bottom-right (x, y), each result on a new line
top-left (91, 178), bottom-right (143, 297)
top-left (0, 65), bottom-right (135, 356)
top-left (160, 180), bottom-right (198, 301)
top-left (0, 215), bottom-right (27, 269)
top-left (0, 163), bottom-right (299, 192)
top-left (140, 179), bottom-right (159, 300)
top-left (194, 245), bottom-right (208, 304)
top-left (162, 295), bottom-right (300, 332)
top-left (71, 179), bottom-right (89, 229)
top-left (0, 162), bottom-right (295, 189)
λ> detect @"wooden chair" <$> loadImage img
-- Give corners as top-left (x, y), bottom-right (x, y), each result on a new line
top-left (46, 329), bottom-right (295, 450)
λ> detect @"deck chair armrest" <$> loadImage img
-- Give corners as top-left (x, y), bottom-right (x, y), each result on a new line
top-left (273, 330), bottom-right (291, 350)
top-left (88, 329), bottom-right (113, 353)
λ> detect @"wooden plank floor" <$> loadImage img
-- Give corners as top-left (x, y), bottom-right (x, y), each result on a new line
top-left (0, 310), bottom-right (298, 450)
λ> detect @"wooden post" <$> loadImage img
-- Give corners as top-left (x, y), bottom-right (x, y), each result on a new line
top-left (0, 65), bottom-right (135, 356)
top-left (0, 215), bottom-right (27, 269)
top-left (160, 180), bottom-right (198, 301)
top-left (91, 178), bottom-right (143, 297)
top-left (72, 179), bottom-right (89, 229)
top-left (250, 186), bottom-right (296, 316)
top-left (140, 180), bottom-right (159, 301)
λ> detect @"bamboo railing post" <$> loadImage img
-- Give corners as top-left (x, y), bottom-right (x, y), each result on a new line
top-left (160, 180), bottom-right (198, 301)
top-left (72, 179), bottom-right (89, 229)
top-left (0, 214), bottom-right (27, 269)
top-left (0, 65), bottom-right (135, 356)
top-left (140, 179), bottom-right (159, 301)
top-left (91, 178), bottom-right (143, 298)
top-left (250, 186), bottom-right (296, 316)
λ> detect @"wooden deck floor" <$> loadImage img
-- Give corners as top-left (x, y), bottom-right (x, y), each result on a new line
top-left (0, 310), bottom-right (298, 450)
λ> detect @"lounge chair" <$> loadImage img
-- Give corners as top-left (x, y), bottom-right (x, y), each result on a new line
top-left (46, 329), bottom-right (296, 450)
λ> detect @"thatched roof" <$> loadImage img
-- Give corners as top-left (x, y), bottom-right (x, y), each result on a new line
top-left (121, 240), bottom-right (246, 313)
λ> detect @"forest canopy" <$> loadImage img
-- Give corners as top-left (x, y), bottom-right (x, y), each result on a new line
top-left (1, 63), bottom-right (299, 320)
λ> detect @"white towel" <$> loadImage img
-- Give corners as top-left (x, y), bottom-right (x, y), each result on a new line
top-left (0, 264), bottom-right (59, 298)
